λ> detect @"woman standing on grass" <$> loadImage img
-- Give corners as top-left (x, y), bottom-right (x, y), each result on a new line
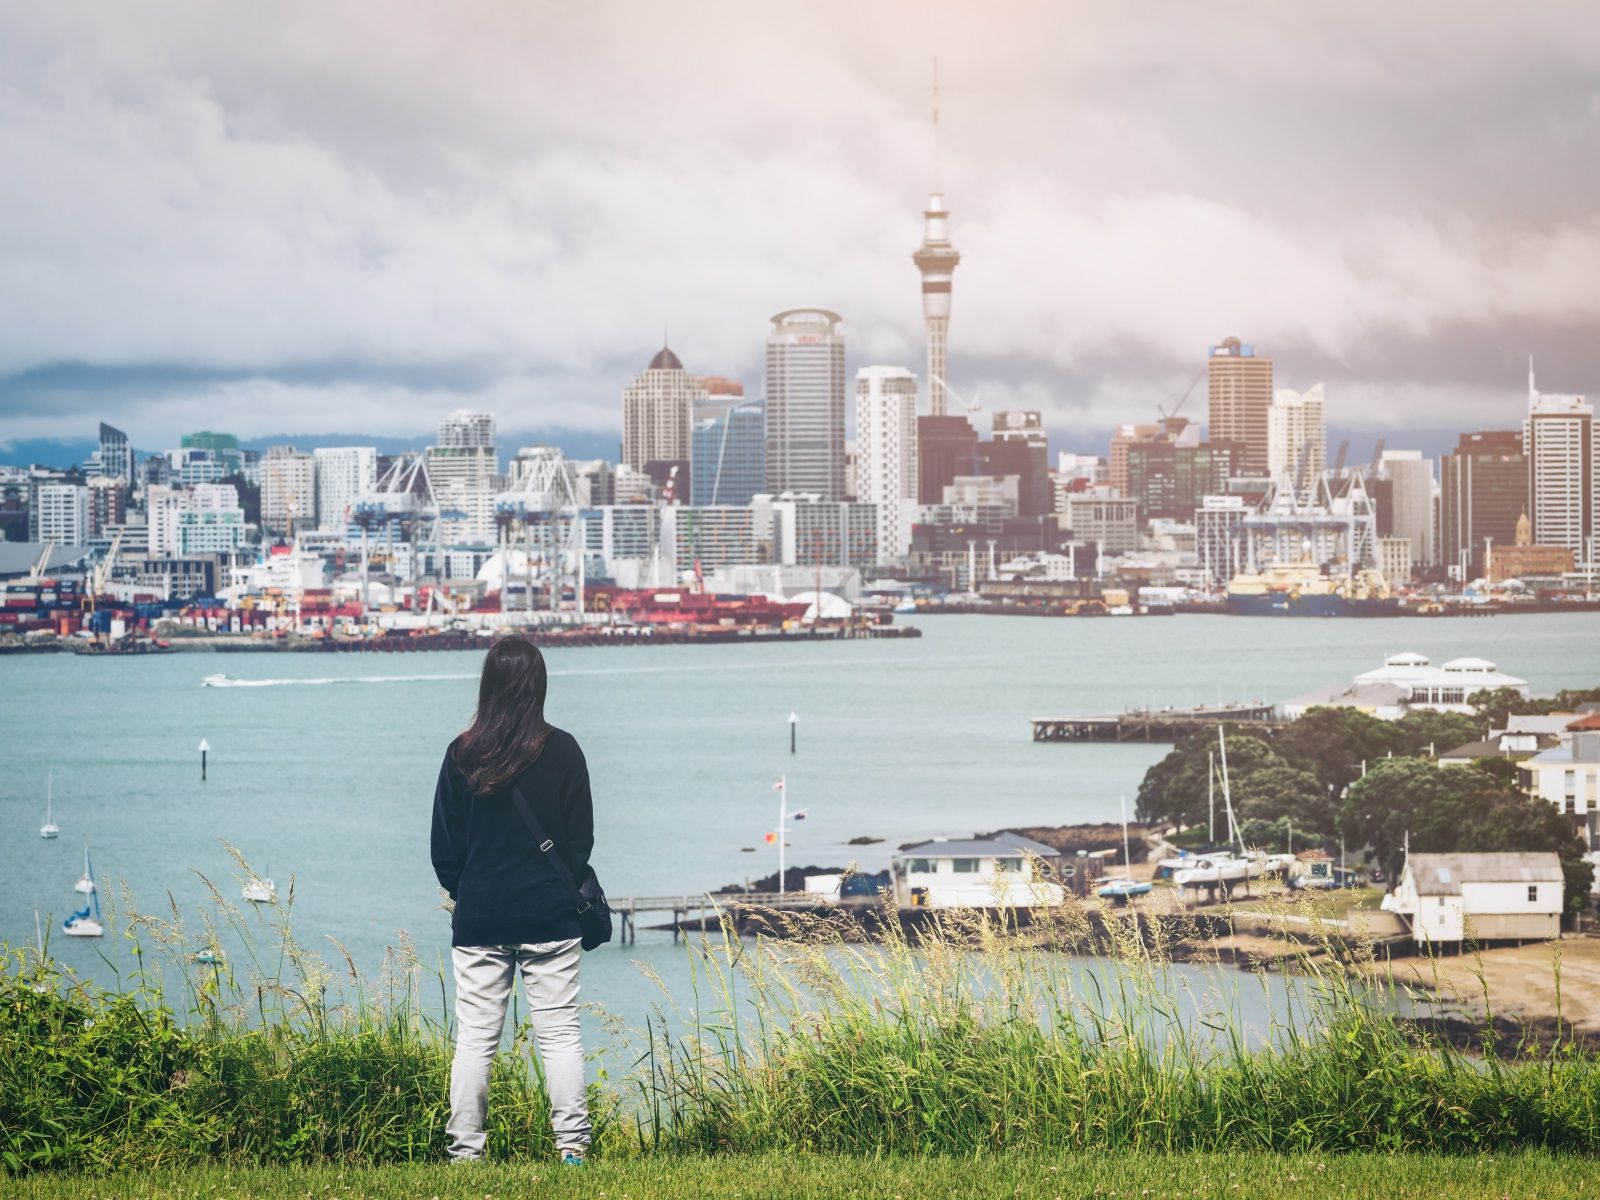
top-left (431, 635), bottom-right (593, 1164)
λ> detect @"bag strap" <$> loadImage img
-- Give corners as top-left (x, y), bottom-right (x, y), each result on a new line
top-left (509, 781), bottom-right (591, 914)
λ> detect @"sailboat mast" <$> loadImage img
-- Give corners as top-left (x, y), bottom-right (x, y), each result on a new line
top-left (1120, 793), bottom-right (1131, 872)
top-left (1217, 727), bottom-right (1242, 854)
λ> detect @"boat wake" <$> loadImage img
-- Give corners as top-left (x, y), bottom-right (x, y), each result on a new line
top-left (203, 673), bottom-right (477, 688)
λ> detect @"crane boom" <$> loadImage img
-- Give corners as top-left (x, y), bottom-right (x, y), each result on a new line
top-left (930, 375), bottom-right (981, 417)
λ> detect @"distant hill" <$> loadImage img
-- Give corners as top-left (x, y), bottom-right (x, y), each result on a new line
top-left (0, 428), bottom-right (621, 470)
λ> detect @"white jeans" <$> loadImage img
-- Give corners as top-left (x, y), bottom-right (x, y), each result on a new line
top-left (448, 939), bottom-right (588, 1159)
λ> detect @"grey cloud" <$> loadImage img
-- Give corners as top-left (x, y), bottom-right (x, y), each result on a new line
top-left (0, 0), bottom-right (1596, 447)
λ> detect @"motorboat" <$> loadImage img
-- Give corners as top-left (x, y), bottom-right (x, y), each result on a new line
top-left (203, 673), bottom-right (231, 687)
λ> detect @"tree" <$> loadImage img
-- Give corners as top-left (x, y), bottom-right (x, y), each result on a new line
top-left (1471, 686), bottom-right (1531, 731)
top-left (1135, 731), bottom-right (1280, 832)
top-left (1230, 762), bottom-right (1336, 843)
top-left (1339, 758), bottom-right (1594, 914)
top-left (1271, 707), bottom-right (1407, 797)
top-left (1393, 709), bottom-right (1483, 759)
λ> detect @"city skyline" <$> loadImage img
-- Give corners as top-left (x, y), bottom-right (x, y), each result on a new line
top-left (3, 3), bottom-right (1599, 451)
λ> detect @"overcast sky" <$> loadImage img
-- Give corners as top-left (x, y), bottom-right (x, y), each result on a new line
top-left (2, 1), bottom-right (1598, 452)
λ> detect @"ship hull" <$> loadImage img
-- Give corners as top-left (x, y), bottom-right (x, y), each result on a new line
top-left (1226, 592), bottom-right (1401, 617)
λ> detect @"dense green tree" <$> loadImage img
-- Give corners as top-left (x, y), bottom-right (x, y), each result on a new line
top-left (1230, 762), bottom-right (1336, 842)
top-left (1271, 707), bottom-right (1407, 796)
top-left (1339, 759), bottom-right (1593, 913)
top-left (1134, 731), bottom-right (1279, 832)
top-left (1393, 709), bottom-right (1484, 759)
top-left (1471, 686), bottom-right (1531, 731)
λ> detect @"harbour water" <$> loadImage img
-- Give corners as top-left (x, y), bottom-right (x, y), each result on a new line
top-left (3, 612), bottom-right (1598, 1035)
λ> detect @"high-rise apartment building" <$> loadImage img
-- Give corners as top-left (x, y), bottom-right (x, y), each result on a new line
top-left (692, 396), bottom-right (767, 507)
top-left (1439, 430), bottom-right (1527, 579)
top-left (913, 193), bottom-right (960, 415)
top-left (853, 366), bottom-right (919, 561)
top-left (765, 308), bottom-right (845, 499)
top-left (34, 483), bottom-right (89, 546)
top-left (1380, 450), bottom-right (1435, 568)
top-left (428, 411), bottom-right (497, 491)
top-left (87, 476), bottom-right (127, 539)
top-left (984, 412), bottom-right (1051, 519)
top-left (1523, 364), bottom-right (1594, 557)
top-left (1207, 338), bottom-right (1273, 476)
top-left (313, 447), bottom-right (377, 532)
top-left (1267, 383), bottom-right (1326, 497)
top-left (622, 346), bottom-right (702, 496)
top-left (261, 445), bottom-right (316, 536)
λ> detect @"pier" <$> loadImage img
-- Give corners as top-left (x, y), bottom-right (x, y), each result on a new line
top-left (610, 891), bottom-right (828, 944)
top-left (1030, 703), bottom-right (1282, 743)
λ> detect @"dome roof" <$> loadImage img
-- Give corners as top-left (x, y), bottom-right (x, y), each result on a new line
top-left (648, 345), bottom-right (683, 371)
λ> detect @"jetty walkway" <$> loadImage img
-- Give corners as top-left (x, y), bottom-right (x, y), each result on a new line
top-left (1030, 702), bottom-right (1282, 743)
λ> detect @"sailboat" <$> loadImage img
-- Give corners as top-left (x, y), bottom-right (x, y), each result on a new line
top-left (40, 770), bottom-right (59, 839)
top-left (1097, 793), bottom-right (1153, 902)
top-left (242, 868), bottom-right (277, 904)
top-left (63, 842), bottom-right (103, 938)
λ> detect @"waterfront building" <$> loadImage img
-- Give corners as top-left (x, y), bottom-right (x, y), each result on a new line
top-left (1380, 450), bottom-right (1435, 568)
top-left (916, 414), bottom-right (979, 504)
top-left (261, 446), bottom-right (316, 536)
top-left (691, 395), bottom-right (766, 507)
top-left (1062, 495), bottom-right (1139, 556)
top-left (428, 411), bottom-right (497, 491)
top-left (149, 483), bottom-right (246, 558)
top-left (312, 446), bottom-right (378, 532)
top-left (765, 309), bottom-right (846, 500)
top-left (1283, 652), bottom-right (1528, 720)
top-left (854, 366), bottom-right (919, 561)
top-left (1487, 511), bottom-right (1575, 583)
top-left (768, 493), bottom-right (878, 567)
top-left (622, 346), bottom-right (702, 498)
top-left (1522, 715), bottom-right (1600, 853)
top-left (1380, 853), bottom-right (1563, 947)
top-left (33, 482), bottom-right (89, 546)
top-left (435, 487), bottom-right (498, 546)
top-left (1195, 494), bottom-right (1248, 584)
top-left (1207, 337), bottom-right (1273, 476)
top-left (893, 832), bottom-right (1064, 908)
top-left (907, 517), bottom-right (1073, 589)
top-left (913, 190), bottom-right (961, 416)
top-left (668, 506), bottom-right (759, 572)
top-left (1440, 430), bottom-right (1527, 580)
top-left (1377, 535), bottom-right (1413, 585)
top-left (1267, 384), bottom-right (1326, 500)
top-left (571, 460), bottom-right (616, 507)
top-left (1523, 364), bottom-right (1594, 557)
top-left (86, 476), bottom-right (127, 540)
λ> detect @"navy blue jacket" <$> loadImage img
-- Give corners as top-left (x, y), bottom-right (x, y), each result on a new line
top-left (430, 728), bottom-right (595, 947)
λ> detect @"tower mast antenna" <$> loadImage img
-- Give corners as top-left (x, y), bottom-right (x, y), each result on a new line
top-left (932, 56), bottom-right (941, 190)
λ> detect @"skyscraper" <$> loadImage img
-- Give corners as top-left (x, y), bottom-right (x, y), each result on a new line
top-left (765, 308), bottom-right (846, 499)
top-left (98, 422), bottom-right (133, 491)
top-left (1267, 383), bottom-right (1326, 498)
top-left (261, 445), bottom-right (316, 536)
top-left (428, 411), bottom-right (497, 491)
top-left (916, 415), bottom-right (978, 504)
top-left (1380, 450), bottom-right (1435, 568)
top-left (691, 394), bottom-right (766, 507)
top-left (1207, 338), bottom-right (1273, 476)
top-left (622, 346), bottom-right (702, 496)
top-left (1523, 361), bottom-right (1594, 557)
top-left (982, 412), bottom-right (1052, 520)
top-left (312, 446), bottom-right (378, 532)
top-left (854, 366), bottom-right (919, 561)
top-left (1439, 430), bottom-right (1526, 580)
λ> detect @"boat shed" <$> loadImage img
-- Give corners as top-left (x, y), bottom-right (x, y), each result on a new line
top-left (1381, 852), bottom-right (1563, 946)
top-left (892, 831), bottom-right (1065, 909)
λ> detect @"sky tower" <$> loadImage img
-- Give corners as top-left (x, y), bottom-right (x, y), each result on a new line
top-left (913, 62), bottom-right (961, 417)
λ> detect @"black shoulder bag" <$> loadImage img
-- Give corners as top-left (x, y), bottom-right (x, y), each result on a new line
top-left (509, 781), bottom-right (613, 951)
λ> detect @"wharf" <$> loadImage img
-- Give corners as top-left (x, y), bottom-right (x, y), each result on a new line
top-left (1031, 703), bottom-right (1281, 743)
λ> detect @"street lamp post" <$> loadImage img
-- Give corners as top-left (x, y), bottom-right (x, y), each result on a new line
top-left (789, 711), bottom-right (798, 755)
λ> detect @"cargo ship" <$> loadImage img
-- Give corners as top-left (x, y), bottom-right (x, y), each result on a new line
top-left (1225, 563), bottom-right (1398, 617)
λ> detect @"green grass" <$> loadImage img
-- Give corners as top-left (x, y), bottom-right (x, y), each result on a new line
top-left (12, 1152), bottom-right (1600, 1199)
top-left (7, 849), bottom-right (1600, 1179)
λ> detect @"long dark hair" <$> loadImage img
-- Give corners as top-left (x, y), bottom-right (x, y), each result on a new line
top-left (453, 635), bottom-right (552, 794)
